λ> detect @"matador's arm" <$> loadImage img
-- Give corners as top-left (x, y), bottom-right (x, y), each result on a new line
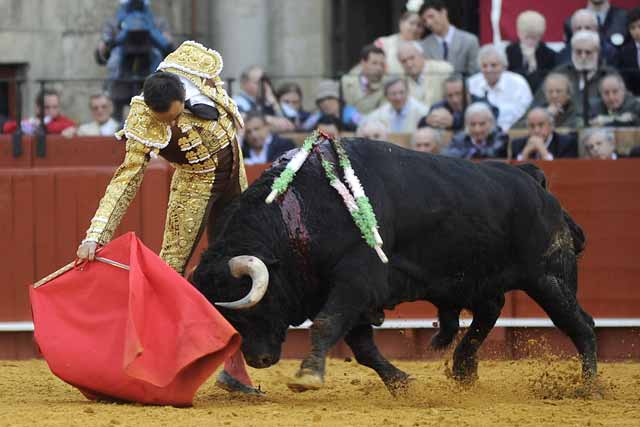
top-left (83, 139), bottom-right (152, 245)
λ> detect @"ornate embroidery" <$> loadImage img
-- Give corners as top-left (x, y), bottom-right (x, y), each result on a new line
top-left (119, 96), bottom-right (172, 149)
top-left (157, 40), bottom-right (223, 79)
top-left (85, 140), bottom-right (150, 244)
top-left (159, 168), bottom-right (216, 273)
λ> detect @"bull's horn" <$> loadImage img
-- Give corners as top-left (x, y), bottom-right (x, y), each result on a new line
top-left (215, 256), bottom-right (269, 309)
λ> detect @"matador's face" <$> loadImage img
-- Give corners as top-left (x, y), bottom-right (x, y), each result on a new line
top-left (151, 100), bottom-right (185, 125)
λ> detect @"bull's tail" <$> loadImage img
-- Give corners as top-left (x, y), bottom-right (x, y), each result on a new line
top-left (563, 209), bottom-right (586, 257)
top-left (516, 163), bottom-right (586, 256)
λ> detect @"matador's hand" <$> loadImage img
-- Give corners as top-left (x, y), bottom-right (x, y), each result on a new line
top-left (77, 241), bottom-right (98, 261)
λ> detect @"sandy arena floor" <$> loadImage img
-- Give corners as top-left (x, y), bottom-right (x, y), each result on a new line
top-left (0, 357), bottom-right (639, 427)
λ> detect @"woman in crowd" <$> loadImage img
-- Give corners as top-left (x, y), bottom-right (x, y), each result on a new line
top-left (506, 10), bottom-right (557, 93)
top-left (276, 82), bottom-right (311, 130)
top-left (374, 8), bottom-right (424, 76)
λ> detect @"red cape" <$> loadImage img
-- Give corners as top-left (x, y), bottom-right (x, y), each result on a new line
top-left (30, 232), bottom-right (249, 406)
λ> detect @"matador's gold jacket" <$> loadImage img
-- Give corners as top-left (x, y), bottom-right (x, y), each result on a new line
top-left (83, 41), bottom-right (247, 247)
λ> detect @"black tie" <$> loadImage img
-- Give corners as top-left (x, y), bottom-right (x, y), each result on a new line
top-left (442, 41), bottom-right (449, 60)
top-left (185, 99), bottom-right (219, 121)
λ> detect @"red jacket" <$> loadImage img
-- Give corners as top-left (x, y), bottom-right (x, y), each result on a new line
top-left (3, 114), bottom-right (76, 134)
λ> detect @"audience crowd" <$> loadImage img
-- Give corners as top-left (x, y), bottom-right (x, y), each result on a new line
top-left (3, 0), bottom-right (640, 162)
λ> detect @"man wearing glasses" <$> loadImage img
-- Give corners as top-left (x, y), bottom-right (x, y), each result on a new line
top-left (76, 94), bottom-right (120, 136)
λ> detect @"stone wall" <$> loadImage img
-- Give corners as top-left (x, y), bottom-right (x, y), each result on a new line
top-left (0, 0), bottom-right (333, 122)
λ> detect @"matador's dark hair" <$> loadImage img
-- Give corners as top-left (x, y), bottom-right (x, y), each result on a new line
top-left (143, 72), bottom-right (186, 112)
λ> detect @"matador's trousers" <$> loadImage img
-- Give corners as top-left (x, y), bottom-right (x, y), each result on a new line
top-left (159, 143), bottom-right (244, 275)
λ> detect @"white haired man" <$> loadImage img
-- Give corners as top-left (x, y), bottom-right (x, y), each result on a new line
top-left (506, 10), bottom-right (557, 93)
top-left (467, 45), bottom-right (532, 131)
top-left (444, 102), bottom-right (508, 159)
top-left (412, 126), bottom-right (445, 154)
top-left (397, 41), bottom-right (453, 110)
top-left (511, 108), bottom-right (578, 160)
top-left (581, 127), bottom-right (618, 159)
top-left (563, 0), bottom-right (629, 52)
top-left (366, 78), bottom-right (429, 134)
top-left (558, 9), bottom-right (620, 67)
top-left (534, 31), bottom-right (615, 119)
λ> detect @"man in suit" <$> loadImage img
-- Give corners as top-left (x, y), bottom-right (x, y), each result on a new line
top-left (366, 77), bottom-right (429, 134)
top-left (563, 0), bottom-right (628, 53)
top-left (558, 9), bottom-right (620, 68)
top-left (418, 0), bottom-right (479, 76)
top-left (242, 112), bottom-right (296, 165)
top-left (512, 108), bottom-right (578, 161)
top-left (340, 44), bottom-right (387, 115)
top-left (620, 8), bottom-right (640, 96)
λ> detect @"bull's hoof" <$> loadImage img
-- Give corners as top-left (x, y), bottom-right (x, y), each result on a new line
top-left (287, 369), bottom-right (324, 392)
top-left (445, 360), bottom-right (478, 385)
top-left (385, 373), bottom-right (415, 397)
top-left (215, 370), bottom-right (264, 395)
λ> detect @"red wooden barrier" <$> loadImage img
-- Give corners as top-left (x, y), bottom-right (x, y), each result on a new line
top-left (0, 137), bottom-right (639, 359)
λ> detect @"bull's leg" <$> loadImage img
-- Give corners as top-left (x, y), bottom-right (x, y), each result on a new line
top-left (287, 267), bottom-right (382, 392)
top-left (431, 306), bottom-right (461, 350)
top-left (525, 275), bottom-right (597, 380)
top-left (451, 294), bottom-right (504, 383)
top-left (344, 324), bottom-right (411, 395)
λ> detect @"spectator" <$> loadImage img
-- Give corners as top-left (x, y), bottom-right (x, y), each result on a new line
top-left (563, 0), bottom-right (628, 53)
top-left (413, 126), bottom-right (445, 154)
top-left (241, 113), bottom-right (296, 165)
top-left (418, 73), bottom-right (499, 132)
top-left (3, 89), bottom-right (76, 136)
top-left (96, 0), bottom-right (174, 121)
top-left (276, 82), bottom-right (311, 130)
top-left (629, 145), bottom-right (640, 157)
top-left (512, 108), bottom-right (578, 161)
top-left (444, 102), bottom-right (508, 159)
top-left (76, 94), bottom-right (119, 136)
top-left (419, 0), bottom-right (480, 75)
top-left (397, 41), bottom-right (453, 109)
top-left (341, 45), bottom-right (387, 115)
top-left (581, 127), bottom-right (619, 159)
top-left (315, 114), bottom-right (342, 138)
top-left (506, 10), bottom-right (557, 93)
top-left (535, 31), bottom-right (615, 119)
top-left (619, 8), bottom-right (640, 96)
top-left (302, 80), bottom-right (360, 132)
top-left (366, 78), bottom-right (429, 134)
top-left (234, 65), bottom-right (294, 132)
top-left (515, 73), bottom-right (581, 129)
top-left (590, 73), bottom-right (640, 127)
top-left (467, 45), bottom-right (533, 131)
top-left (558, 9), bottom-right (620, 67)
top-left (356, 119), bottom-right (390, 141)
top-left (374, 10), bottom-right (424, 76)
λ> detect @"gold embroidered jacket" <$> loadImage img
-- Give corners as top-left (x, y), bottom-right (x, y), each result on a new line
top-left (84, 41), bottom-right (246, 245)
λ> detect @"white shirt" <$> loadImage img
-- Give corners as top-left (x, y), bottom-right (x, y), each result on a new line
top-left (636, 42), bottom-right (640, 67)
top-left (434, 25), bottom-right (455, 47)
top-left (244, 134), bottom-right (273, 165)
top-left (467, 70), bottom-right (533, 131)
top-left (178, 75), bottom-right (215, 108)
top-left (76, 118), bottom-right (120, 137)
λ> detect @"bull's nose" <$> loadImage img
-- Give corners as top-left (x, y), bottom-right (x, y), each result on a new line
top-left (258, 354), bottom-right (274, 367)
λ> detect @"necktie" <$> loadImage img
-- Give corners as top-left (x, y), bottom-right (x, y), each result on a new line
top-left (185, 99), bottom-right (219, 121)
top-left (442, 41), bottom-right (449, 60)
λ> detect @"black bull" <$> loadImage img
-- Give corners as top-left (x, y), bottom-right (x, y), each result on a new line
top-left (192, 138), bottom-right (597, 394)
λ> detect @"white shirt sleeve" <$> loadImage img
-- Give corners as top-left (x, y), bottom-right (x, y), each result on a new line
top-left (178, 75), bottom-right (215, 108)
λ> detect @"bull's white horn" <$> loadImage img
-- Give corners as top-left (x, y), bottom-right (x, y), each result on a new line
top-left (215, 256), bottom-right (269, 309)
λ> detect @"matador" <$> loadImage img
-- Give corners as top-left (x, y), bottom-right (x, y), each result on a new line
top-left (77, 40), bottom-right (247, 274)
top-left (76, 40), bottom-right (255, 393)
